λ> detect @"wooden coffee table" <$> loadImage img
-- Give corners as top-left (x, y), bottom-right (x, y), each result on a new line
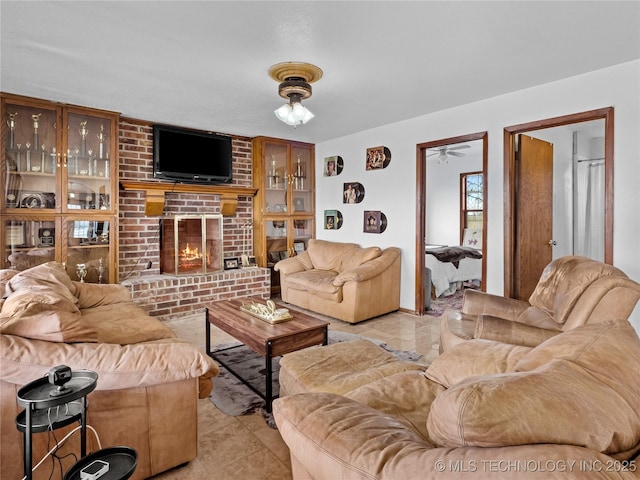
top-left (205, 297), bottom-right (329, 412)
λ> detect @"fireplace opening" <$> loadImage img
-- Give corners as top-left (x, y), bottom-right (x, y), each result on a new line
top-left (160, 215), bottom-right (223, 275)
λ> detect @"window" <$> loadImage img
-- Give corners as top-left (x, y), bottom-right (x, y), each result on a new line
top-left (460, 172), bottom-right (483, 241)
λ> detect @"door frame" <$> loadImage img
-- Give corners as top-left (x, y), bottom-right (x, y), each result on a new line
top-left (503, 107), bottom-right (614, 298)
top-left (415, 131), bottom-right (488, 315)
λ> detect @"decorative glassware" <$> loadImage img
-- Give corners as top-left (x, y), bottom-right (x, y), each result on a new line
top-left (76, 263), bottom-right (87, 283)
top-left (31, 113), bottom-right (41, 150)
top-left (97, 258), bottom-right (105, 284)
top-left (79, 121), bottom-right (89, 155)
top-left (97, 125), bottom-right (107, 159)
top-left (7, 112), bottom-right (17, 149)
top-left (25, 143), bottom-right (31, 171)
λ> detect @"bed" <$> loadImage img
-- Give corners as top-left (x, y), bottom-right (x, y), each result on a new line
top-left (426, 229), bottom-right (483, 297)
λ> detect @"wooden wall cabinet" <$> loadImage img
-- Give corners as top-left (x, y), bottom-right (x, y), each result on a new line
top-left (1, 93), bottom-right (119, 282)
top-left (252, 136), bottom-right (315, 293)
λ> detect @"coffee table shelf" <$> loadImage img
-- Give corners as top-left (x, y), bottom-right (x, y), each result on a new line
top-left (205, 297), bottom-right (328, 412)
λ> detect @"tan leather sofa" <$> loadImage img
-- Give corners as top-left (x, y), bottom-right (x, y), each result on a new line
top-left (0, 262), bottom-right (219, 480)
top-left (274, 239), bottom-right (401, 323)
top-left (440, 256), bottom-right (640, 352)
top-left (274, 319), bottom-right (640, 479)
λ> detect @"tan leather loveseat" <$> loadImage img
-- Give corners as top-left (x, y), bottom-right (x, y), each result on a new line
top-left (274, 239), bottom-right (401, 323)
top-left (274, 318), bottom-right (640, 479)
top-left (0, 262), bottom-right (219, 480)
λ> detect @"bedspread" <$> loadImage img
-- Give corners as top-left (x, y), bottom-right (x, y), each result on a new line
top-left (426, 250), bottom-right (482, 297)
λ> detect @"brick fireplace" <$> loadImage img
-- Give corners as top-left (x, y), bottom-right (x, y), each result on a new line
top-left (118, 118), bottom-right (269, 320)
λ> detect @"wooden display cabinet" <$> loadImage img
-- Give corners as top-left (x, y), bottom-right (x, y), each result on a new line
top-left (1, 93), bottom-right (119, 282)
top-left (252, 136), bottom-right (315, 293)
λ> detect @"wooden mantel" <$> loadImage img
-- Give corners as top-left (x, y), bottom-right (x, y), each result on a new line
top-left (120, 181), bottom-right (258, 216)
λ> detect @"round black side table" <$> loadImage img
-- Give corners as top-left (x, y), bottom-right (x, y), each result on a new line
top-left (16, 369), bottom-right (98, 480)
top-left (63, 446), bottom-right (137, 480)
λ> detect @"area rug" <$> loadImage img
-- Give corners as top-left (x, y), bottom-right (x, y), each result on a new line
top-left (424, 288), bottom-right (468, 317)
top-left (208, 330), bottom-right (422, 428)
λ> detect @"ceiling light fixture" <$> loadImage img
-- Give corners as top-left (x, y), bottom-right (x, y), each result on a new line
top-left (269, 62), bottom-right (323, 127)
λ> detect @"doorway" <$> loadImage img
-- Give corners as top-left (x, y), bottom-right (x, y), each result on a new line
top-left (503, 107), bottom-right (614, 300)
top-left (415, 132), bottom-right (488, 315)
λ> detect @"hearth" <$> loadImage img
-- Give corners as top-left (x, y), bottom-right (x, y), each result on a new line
top-left (160, 215), bottom-right (223, 275)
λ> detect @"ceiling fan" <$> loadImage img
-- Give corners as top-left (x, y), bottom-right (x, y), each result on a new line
top-left (426, 144), bottom-right (470, 163)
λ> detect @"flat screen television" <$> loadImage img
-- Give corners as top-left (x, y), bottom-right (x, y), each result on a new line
top-left (153, 124), bottom-right (233, 184)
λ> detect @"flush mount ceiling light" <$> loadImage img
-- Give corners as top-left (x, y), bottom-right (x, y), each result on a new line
top-left (269, 61), bottom-right (323, 127)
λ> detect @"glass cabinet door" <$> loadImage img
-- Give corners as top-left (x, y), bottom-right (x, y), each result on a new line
top-left (290, 145), bottom-right (313, 214)
top-left (3, 218), bottom-right (57, 271)
top-left (263, 142), bottom-right (288, 213)
top-left (3, 101), bottom-right (60, 211)
top-left (265, 217), bottom-right (314, 261)
top-left (66, 218), bottom-right (111, 283)
top-left (292, 218), bottom-right (313, 255)
top-left (64, 111), bottom-right (114, 213)
top-left (265, 218), bottom-right (289, 266)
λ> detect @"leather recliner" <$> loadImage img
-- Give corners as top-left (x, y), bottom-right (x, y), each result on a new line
top-left (440, 255), bottom-right (640, 352)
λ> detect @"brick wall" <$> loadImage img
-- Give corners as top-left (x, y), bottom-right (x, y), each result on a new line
top-left (118, 118), bottom-right (269, 320)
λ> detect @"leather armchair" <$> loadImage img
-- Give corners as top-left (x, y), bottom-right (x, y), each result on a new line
top-left (441, 256), bottom-right (640, 352)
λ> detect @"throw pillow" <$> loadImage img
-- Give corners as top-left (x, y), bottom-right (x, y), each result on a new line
top-left (427, 359), bottom-right (640, 454)
top-left (424, 339), bottom-right (531, 388)
top-left (0, 262), bottom-right (95, 342)
top-left (0, 289), bottom-right (96, 342)
top-left (515, 319), bottom-right (640, 413)
top-left (5, 261), bottom-right (77, 300)
top-left (0, 269), bottom-right (18, 296)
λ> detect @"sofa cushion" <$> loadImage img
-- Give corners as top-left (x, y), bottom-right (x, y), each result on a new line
top-left (514, 318), bottom-right (640, 413)
top-left (73, 281), bottom-right (134, 309)
top-left (346, 370), bottom-right (444, 443)
top-left (0, 263), bottom-right (96, 342)
top-left (283, 270), bottom-right (341, 295)
top-left (427, 358), bottom-right (640, 454)
top-left (0, 334), bottom-right (219, 391)
top-left (528, 257), bottom-right (625, 324)
top-left (427, 320), bottom-right (640, 455)
top-left (339, 246), bottom-right (382, 272)
top-left (82, 303), bottom-right (176, 344)
top-left (424, 339), bottom-right (531, 388)
top-left (279, 339), bottom-right (425, 396)
top-left (306, 239), bottom-right (360, 271)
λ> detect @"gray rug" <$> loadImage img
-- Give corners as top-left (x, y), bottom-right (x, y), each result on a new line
top-left (208, 330), bottom-right (422, 427)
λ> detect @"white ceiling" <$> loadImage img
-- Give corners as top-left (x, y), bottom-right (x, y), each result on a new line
top-left (1, 1), bottom-right (638, 144)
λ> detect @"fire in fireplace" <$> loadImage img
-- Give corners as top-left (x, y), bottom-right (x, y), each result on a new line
top-left (160, 215), bottom-right (222, 275)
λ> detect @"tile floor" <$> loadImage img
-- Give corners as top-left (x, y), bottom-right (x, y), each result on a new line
top-left (150, 304), bottom-right (442, 480)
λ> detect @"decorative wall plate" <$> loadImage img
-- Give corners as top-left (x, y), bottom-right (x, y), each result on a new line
top-left (324, 156), bottom-right (343, 176)
top-left (363, 211), bottom-right (387, 233)
top-left (366, 146), bottom-right (391, 170)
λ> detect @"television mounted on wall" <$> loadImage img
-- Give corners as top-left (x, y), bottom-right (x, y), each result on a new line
top-left (153, 124), bottom-right (233, 184)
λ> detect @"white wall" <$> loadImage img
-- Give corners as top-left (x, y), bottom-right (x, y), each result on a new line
top-left (315, 60), bottom-right (640, 331)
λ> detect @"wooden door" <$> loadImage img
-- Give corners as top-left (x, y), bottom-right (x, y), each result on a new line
top-left (514, 134), bottom-right (554, 300)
